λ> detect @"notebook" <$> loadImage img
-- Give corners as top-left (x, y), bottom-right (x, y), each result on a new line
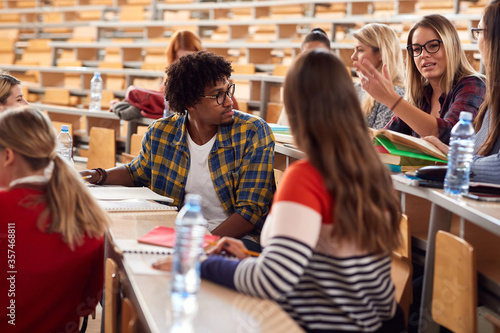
top-left (89, 186), bottom-right (174, 203)
top-left (138, 226), bottom-right (220, 248)
top-left (97, 199), bottom-right (177, 212)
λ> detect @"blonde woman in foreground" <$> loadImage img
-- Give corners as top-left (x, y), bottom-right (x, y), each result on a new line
top-left (0, 107), bottom-right (109, 332)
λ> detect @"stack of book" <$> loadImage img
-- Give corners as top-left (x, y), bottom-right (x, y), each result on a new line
top-left (269, 124), bottom-right (294, 144)
top-left (370, 129), bottom-right (447, 173)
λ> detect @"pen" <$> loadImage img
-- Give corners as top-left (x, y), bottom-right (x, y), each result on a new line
top-left (241, 249), bottom-right (260, 257)
top-left (82, 175), bottom-right (92, 180)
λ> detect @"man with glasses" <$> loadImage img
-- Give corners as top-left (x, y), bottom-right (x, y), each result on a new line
top-left (82, 51), bottom-right (275, 251)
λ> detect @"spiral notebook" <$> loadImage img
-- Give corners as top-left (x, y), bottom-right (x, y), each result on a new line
top-left (89, 186), bottom-right (174, 203)
top-left (97, 199), bottom-right (177, 212)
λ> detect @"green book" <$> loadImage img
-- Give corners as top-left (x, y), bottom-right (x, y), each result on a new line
top-left (375, 136), bottom-right (447, 163)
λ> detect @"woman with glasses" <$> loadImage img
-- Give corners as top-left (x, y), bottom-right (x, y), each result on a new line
top-left (354, 14), bottom-right (485, 144)
top-left (351, 23), bottom-right (405, 129)
top-left (425, 0), bottom-right (500, 184)
top-left (199, 50), bottom-right (405, 332)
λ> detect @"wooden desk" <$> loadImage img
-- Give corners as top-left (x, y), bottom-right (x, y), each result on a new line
top-left (31, 102), bottom-right (154, 153)
top-left (274, 144), bottom-right (500, 332)
top-left (106, 210), bottom-right (304, 333)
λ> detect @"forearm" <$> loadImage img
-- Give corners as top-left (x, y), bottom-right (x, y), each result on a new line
top-left (202, 236), bottom-right (313, 300)
top-left (471, 154), bottom-right (500, 184)
top-left (211, 212), bottom-right (255, 239)
top-left (80, 165), bottom-right (135, 186)
top-left (391, 98), bottom-right (439, 138)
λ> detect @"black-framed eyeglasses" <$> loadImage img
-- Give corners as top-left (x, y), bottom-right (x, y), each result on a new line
top-left (202, 83), bottom-right (236, 105)
top-left (471, 28), bottom-right (484, 40)
top-left (406, 39), bottom-right (443, 57)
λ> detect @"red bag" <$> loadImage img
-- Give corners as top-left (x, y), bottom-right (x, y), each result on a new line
top-left (125, 86), bottom-right (167, 119)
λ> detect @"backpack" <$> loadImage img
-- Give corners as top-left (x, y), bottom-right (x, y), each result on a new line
top-left (125, 86), bottom-right (167, 119)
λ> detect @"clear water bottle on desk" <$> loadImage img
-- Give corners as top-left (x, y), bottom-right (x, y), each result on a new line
top-left (171, 194), bottom-right (207, 298)
top-left (89, 72), bottom-right (103, 112)
top-left (444, 111), bottom-right (475, 198)
top-left (56, 125), bottom-right (73, 163)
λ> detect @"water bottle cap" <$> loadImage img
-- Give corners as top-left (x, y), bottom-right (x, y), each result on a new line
top-left (61, 125), bottom-right (69, 132)
top-left (459, 111), bottom-right (472, 121)
top-left (94, 72), bottom-right (101, 77)
top-left (185, 193), bottom-right (202, 205)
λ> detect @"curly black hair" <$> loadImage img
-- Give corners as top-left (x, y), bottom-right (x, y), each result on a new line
top-left (164, 51), bottom-right (233, 115)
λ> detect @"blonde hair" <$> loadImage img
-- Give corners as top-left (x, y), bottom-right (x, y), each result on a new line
top-left (405, 14), bottom-right (478, 108)
top-left (0, 107), bottom-right (109, 250)
top-left (165, 30), bottom-right (203, 66)
top-left (0, 74), bottom-right (21, 105)
top-left (284, 50), bottom-right (401, 254)
top-left (354, 23), bottom-right (405, 117)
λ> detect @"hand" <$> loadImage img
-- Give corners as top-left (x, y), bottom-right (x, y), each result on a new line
top-left (207, 237), bottom-right (250, 260)
top-left (109, 98), bottom-right (121, 108)
top-left (423, 136), bottom-right (449, 155)
top-left (152, 255), bottom-right (173, 271)
top-left (353, 60), bottom-right (401, 108)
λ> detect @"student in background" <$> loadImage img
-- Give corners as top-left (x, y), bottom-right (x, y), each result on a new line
top-left (351, 23), bottom-right (405, 129)
top-left (354, 14), bottom-right (485, 144)
top-left (201, 50), bottom-right (404, 332)
top-left (111, 30), bottom-right (238, 117)
top-left (276, 28), bottom-right (331, 126)
top-left (425, 0), bottom-right (500, 184)
top-left (0, 73), bottom-right (29, 111)
top-left (82, 52), bottom-right (275, 252)
top-left (0, 107), bottom-right (108, 332)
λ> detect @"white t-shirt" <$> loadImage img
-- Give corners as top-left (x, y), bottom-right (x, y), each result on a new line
top-left (185, 131), bottom-right (228, 232)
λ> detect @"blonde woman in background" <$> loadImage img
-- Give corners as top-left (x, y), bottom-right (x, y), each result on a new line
top-left (0, 73), bottom-right (29, 111)
top-left (351, 23), bottom-right (405, 129)
top-left (0, 107), bottom-right (109, 332)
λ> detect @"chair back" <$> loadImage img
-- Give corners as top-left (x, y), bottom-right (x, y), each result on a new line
top-left (121, 298), bottom-right (137, 333)
top-left (87, 127), bottom-right (116, 169)
top-left (432, 230), bottom-right (477, 333)
top-left (390, 214), bottom-right (412, 325)
top-left (104, 258), bottom-right (119, 333)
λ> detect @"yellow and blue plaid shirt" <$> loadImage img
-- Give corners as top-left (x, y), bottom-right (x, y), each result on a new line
top-left (126, 111), bottom-right (276, 239)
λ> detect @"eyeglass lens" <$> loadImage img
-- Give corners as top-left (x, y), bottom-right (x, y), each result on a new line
top-left (471, 29), bottom-right (482, 40)
top-left (216, 84), bottom-right (235, 104)
top-left (408, 40), bottom-right (441, 57)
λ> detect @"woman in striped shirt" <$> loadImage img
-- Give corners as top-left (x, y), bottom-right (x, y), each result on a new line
top-left (201, 49), bottom-right (405, 332)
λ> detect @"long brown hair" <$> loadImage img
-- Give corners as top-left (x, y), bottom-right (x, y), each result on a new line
top-left (284, 49), bottom-right (401, 254)
top-left (474, 0), bottom-right (500, 155)
top-left (405, 15), bottom-right (479, 108)
top-left (0, 107), bottom-right (109, 250)
top-left (165, 30), bottom-right (203, 66)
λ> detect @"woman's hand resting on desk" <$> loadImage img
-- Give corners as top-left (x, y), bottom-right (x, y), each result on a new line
top-left (208, 237), bottom-right (250, 260)
top-left (152, 237), bottom-right (250, 271)
top-left (423, 136), bottom-right (449, 155)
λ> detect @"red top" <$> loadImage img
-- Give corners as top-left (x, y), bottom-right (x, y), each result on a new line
top-left (0, 187), bottom-right (104, 333)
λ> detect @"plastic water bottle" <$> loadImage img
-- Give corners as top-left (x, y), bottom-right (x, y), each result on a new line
top-left (56, 125), bottom-right (73, 163)
top-left (444, 111), bottom-right (475, 197)
top-left (171, 194), bottom-right (207, 298)
top-left (89, 72), bottom-right (103, 112)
